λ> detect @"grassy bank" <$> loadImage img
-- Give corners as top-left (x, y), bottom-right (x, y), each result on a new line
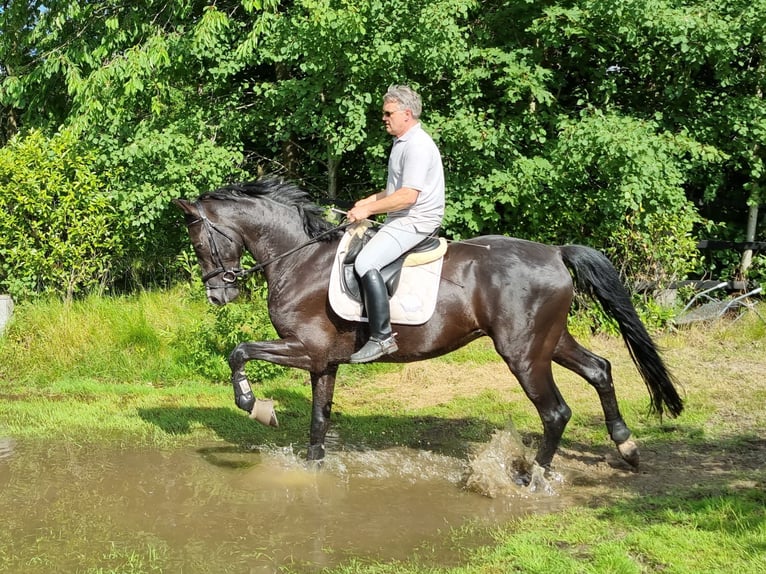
top-left (335, 487), bottom-right (766, 574)
top-left (1, 289), bottom-right (765, 573)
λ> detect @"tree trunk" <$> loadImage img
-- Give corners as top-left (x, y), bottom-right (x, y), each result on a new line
top-left (327, 150), bottom-right (339, 200)
top-left (276, 62), bottom-right (299, 178)
top-left (739, 200), bottom-right (759, 278)
top-left (741, 73), bottom-right (763, 280)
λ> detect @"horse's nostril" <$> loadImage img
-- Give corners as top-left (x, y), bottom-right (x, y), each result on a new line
top-left (206, 287), bottom-right (238, 306)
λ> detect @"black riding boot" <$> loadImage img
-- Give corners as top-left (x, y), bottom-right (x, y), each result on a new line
top-left (349, 269), bottom-right (398, 363)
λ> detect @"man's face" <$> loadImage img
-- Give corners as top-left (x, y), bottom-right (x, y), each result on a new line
top-left (382, 100), bottom-right (412, 137)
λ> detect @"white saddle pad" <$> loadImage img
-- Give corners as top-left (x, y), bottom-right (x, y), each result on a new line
top-left (328, 228), bottom-right (446, 325)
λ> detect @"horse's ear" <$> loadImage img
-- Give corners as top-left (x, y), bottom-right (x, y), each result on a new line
top-left (173, 198), bottom-right (197, 216)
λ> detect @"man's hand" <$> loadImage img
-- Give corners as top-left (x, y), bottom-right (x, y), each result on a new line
top-left (347, 187), bottom-right (418, 222)
top-left (347, 204), bottom-right (373, 223)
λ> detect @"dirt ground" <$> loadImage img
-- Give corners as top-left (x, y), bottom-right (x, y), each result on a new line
top-left (371, 329), bottom-right (766, 501)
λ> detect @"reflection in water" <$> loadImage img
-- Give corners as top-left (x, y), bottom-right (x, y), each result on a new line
top-left (0, 437), bottom-right (13, 460)
top-left (0, 434), bottom-right (566, 573)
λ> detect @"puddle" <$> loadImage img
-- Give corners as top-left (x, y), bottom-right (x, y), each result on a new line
top-left (0, 433), bottom-right (570, 572)
top-left (0, 436), bottom-right (14, 460)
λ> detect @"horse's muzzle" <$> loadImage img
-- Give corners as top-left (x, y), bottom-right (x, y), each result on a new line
top-left (206, 285), bottom-right (239, 306)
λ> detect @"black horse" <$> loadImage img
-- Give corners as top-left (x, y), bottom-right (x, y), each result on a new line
top-left (175, 177), bottom-right (682, 472)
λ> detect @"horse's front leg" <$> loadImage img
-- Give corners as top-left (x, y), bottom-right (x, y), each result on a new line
top-left (228, 338), bottom-right (314, 415)
top-left (307, 366), bottom-right (338, 462)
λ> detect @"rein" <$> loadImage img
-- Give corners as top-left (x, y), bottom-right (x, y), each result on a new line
top-left (188, 201), bottom-right (352, 285)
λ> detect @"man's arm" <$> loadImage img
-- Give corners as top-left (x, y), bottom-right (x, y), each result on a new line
top-left (347, 187), bottom-right (418, 222)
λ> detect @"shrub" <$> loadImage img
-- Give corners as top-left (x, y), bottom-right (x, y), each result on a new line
top-left (0, 129), bottom-right (124, 300)
top-left (173, 283), bottom-right (288, 384)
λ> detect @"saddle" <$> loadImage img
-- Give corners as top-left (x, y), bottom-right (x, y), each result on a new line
top-left (341, 222), bottom-right (446, 303)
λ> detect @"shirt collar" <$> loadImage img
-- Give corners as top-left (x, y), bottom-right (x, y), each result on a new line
top-left (394, 122), bottom-right (422, 143)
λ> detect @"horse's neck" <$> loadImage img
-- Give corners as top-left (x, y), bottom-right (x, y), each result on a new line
top-left (242, 225), bottom-right (290, 260)
top-left (240, 217), bottom-right (320, 274)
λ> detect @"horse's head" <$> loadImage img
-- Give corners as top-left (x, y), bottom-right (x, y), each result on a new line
top-left (174, 198), bottom-right (244, 306)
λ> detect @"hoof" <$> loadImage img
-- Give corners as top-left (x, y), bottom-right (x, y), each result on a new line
top-left (304, 457), bottom-right (325, 471)
top-left (306, 443), bottom-right (326, 462)
top-left (248, 398), bottom-right (279, 427)
top-left (514, 463), bottom-right (557, 493)
top-left (617, 439), bottom-right (640, 468)
top-left (514, 472), bottom-right (531, 487)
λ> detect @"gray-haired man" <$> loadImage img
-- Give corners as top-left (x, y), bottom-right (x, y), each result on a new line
top-left (346, 85), bottom-right (445, 363)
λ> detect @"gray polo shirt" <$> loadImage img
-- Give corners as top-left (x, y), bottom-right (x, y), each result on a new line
top-left (384, 123), bottom-right (445, 232)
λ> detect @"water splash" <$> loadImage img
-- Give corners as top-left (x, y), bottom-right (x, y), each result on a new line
top-left (463, 429), bottom-right (561, 498)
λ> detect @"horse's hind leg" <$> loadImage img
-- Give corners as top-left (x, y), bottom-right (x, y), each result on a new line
top-left (306, 366), bottom-right (338, 462)
top-left (496, 342), bottom-right (572, 471)
top-left (553, 330), bottom-right (639, 467)
top-left (514, 364), bottom-right (572, 470)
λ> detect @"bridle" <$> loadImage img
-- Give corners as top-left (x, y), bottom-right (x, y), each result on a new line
top-left (185, 201), bottom-right (245, 286)
top-left (186, 200), bottom-right (351, 287)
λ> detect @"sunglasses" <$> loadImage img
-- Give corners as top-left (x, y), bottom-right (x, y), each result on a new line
top-left (382, 109), bottom-right (404, 118)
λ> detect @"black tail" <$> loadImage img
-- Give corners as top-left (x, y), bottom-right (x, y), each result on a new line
top-left (560, 245), bottom-right (683, 418)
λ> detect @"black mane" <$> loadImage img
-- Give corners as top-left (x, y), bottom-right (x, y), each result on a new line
top-left (200, 177), bottom-right (343, 241)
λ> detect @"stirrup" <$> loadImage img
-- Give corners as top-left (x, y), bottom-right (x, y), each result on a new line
top-left (349, 335), bottom-right (398, 363)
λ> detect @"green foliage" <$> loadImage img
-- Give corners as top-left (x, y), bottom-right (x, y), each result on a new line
top-left (239, 0), bottom-right (480, 193)
top-left (1, 0), bottom-right (765, 297)
top-left (567, 297), bottom-right (621, 339)
top-left (174, 286), bottom-right (288, 384)
top-left (101, 120), bottom-right (245, 282)
top-left (530, 0), bottom-right (766, 261)
top-left (2, 1), bottom-right (247, 291)
top-left (0, 129), bottom-right (124, 300)
top-left (0, 285), bottom-right (287, 386)
top-left (547, 113), bottom-right (710, 283)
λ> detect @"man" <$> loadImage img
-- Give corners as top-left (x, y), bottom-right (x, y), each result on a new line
top-left (346, 84), bottom-right (445, 363)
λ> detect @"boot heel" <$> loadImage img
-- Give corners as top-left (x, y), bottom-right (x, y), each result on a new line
top-left (349, 335), bottom-right (398, 363)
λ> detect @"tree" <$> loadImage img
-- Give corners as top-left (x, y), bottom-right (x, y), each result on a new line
top-left (2, 0), bottom-right (760, 296)
top-left (1, 1), bottom-right (251, 284)
top-left (531, 0), bottom-right (765, 281)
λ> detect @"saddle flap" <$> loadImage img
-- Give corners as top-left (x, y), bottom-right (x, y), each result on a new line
top-left (343, 264), bottom-right (361, 300)
top-left (329, 226), bottom-right (446, 326)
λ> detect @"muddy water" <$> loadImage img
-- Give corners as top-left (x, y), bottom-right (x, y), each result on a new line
top-left (0, 433), bottom-right (571, 573)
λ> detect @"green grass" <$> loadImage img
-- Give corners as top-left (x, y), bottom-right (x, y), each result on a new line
top-left (487, 488), bottom-right (766, 574)
top-left (324, 487), bottom-right (766, 574)
top-left (0, 287), bottom-right (204, 384)
top-left (1, 290), bottom-right (765, 573)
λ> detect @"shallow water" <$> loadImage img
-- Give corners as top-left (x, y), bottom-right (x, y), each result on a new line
top-left (0, 433), bottom-right (568, 573)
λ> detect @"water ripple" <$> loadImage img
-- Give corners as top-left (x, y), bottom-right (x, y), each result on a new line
top-left (0, 437), bottom-right (15, 461)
